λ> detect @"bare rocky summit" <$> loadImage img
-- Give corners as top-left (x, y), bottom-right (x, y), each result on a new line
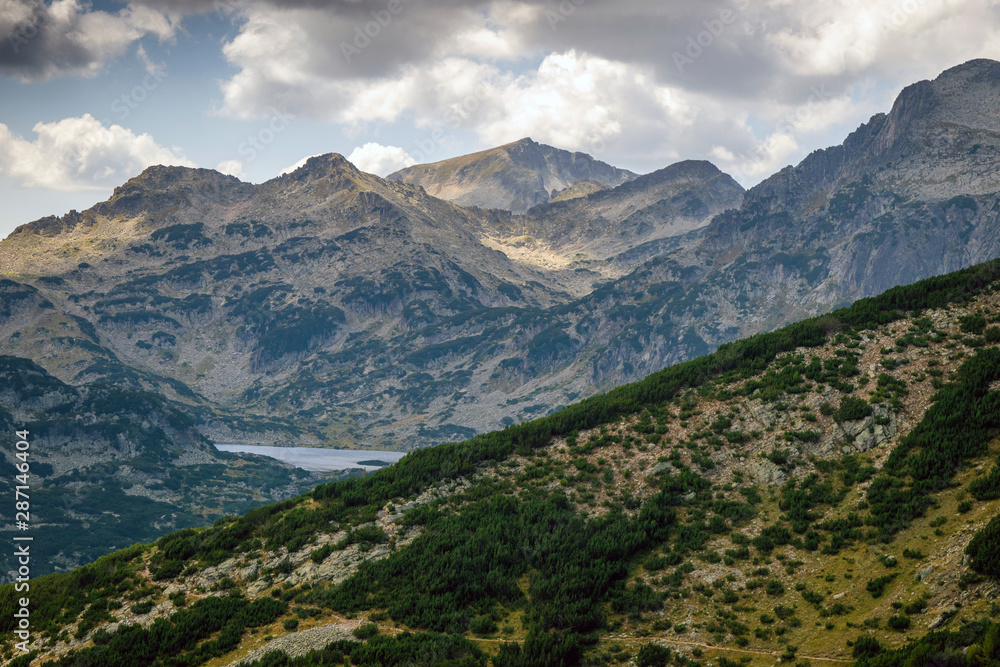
top-left (388, 137), bottom-right (638, 213)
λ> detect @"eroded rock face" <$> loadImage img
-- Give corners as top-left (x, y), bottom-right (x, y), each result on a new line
top-left (839, 405), bottom-right (900, 453)
top-left (749, 458), bottom-right (787, 485)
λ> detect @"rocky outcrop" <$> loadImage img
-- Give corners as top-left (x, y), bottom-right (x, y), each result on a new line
top-left (838, 405), bottom-right (900, 453)
top-left (748, 458), bottom-right (787, 485)
top-left (232, 624), bottom-right (361, 667)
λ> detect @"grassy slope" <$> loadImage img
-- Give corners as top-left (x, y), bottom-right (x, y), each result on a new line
top-left (4, 260), bottom-right (1000, 666)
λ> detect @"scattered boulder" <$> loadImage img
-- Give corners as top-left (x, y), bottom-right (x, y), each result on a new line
top-left (840, 406), bottom-right (898, 453)
top-left (928, 606), bottom-right (957, 630)
top-left (749, 458), bottom-right (787, 485)
top-left (231, 623), bottom-right (360, 667)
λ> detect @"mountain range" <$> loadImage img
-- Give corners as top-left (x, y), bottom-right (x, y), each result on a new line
top-left (4, 59), bottom-right (1000, 576)
top-left (5, 254), bottom-right (1000, 666)
top-left (0, 139), bottom-right (743, 452)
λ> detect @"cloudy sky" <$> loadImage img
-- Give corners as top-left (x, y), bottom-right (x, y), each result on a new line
top-left (1, 0), bottom-right (999, 237)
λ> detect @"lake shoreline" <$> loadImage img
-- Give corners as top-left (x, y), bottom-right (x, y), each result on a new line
top-left (214, 444), bottom-right (407, 472)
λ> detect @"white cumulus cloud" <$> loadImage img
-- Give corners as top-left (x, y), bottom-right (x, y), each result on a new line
top-left (279, 153), bottom-right (323, 176)
top-left (215, 159), bottom-right (246, 180)
top-left (0, 114), bottom-right (193, 191)
top-left (16, 0), bottom-right (1000, 190)
top-left (347, 143), bottom-right (416, 175)
top-left (209, 0), bottom-right (1000, 182)
top-left (0, 0), bottom-right (179, 81)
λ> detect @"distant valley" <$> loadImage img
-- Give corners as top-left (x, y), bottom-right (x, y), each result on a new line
top-left (4, 59), bottom-right (1000, 575)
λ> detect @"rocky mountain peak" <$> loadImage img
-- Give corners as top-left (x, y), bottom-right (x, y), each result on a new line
top-left (276, 153), bottom-right (361, 181)
top-left (261, 153), bottom-right (393, 206)
top-left (90, 165), bottom-right (253, 220)
top-left (559, 159), bottom-right (740, 215)
top-left (631, 159), bottom-right (729, 187)
top-left (711, 58), bottom-right (1000, 238)
top-left (934, 57), bottom-right (1000, 88)
top-left (864, 57), bottom-right (1000, 197)
top-left (388, 138), bottom-right (639, 213)
top-left (499, 136), bottom-right (540, 152)
top-left (875, 79), bottom-right (936, 147)
top-left (871, 59), bottom-right (1000, 153)
top-left (116, 164), bottom-right (246, 195)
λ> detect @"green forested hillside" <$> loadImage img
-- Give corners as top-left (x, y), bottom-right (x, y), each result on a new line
top-left (4, 259), bottom-right (1000, 666)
